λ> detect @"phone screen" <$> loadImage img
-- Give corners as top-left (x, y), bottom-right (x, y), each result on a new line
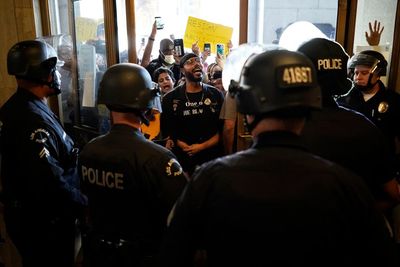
top-left (174, 39), bottom-right (185, 57)
top-left (155, 17), bottom-right (164, 29)
top-left (204, 43), bottom-right (211, 52)
top-left (217, 44), bottom-right (224, 55)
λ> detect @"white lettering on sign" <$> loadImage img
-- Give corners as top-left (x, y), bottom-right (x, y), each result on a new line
top-left (282, 67), bottom-right (313, 85)
top-left (81, 166), bottom-right (124, 190)
top-left (317, 59), bottom-right (342, 70)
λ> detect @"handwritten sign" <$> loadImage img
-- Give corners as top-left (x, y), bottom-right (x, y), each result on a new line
top-left (75, 17), bottom-right (98, 42)
top-left (184, 16), bottom-right (233, 55)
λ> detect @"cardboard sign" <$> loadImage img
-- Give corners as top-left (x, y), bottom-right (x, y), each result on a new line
top-left (75, 17), bottom-right (98, 43)
top-left (184, 16), bottom-right (233, 55)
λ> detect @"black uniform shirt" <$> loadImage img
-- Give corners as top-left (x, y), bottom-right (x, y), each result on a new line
top-left (338, 81), bottom-right (400, 152)
top-left (161, 131), bottom-right (394, 267)
top-left (79, 124), bottom-right (187, 246)
top-left (302, 100), bottom-right (393, 198)
top-left (0, 88), bottom-right (87, 219)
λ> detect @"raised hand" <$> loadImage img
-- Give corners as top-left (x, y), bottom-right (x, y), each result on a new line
top-left (365, 20), bottom-right (384, 46)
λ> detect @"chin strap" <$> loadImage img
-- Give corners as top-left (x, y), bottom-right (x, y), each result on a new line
top-left (245, 115), bottom-right (262, 133)
top-left (355, 73), bottom-right (378, 92)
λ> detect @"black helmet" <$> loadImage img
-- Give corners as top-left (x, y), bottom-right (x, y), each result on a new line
top-left (348, 50), bottom-right (387, 76)
top-left (7, 40), bottom-right (58, 80)
top-left (297, 38), bottom-right (352, 97)
top-left (98, 63), bottom-right (158, 112)
top-left (230, 49), bottom-right (321, 116)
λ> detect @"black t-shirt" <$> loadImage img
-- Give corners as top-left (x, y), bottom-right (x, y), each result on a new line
top-left (161, 83), bottom-right (224, 174)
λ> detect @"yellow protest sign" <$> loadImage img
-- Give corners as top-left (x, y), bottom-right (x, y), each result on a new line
top-left (184, 16), bottom-right (233, 55)
top-left (75, 17), bottom-right (99, 43)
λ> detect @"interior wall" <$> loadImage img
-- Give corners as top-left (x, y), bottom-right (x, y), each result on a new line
top-left (0, 2), bottom-right (36, 266)
top-left (0, 0), bottom-right (36, 107)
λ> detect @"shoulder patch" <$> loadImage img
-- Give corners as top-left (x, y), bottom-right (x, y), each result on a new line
top-left (165, 158), bottom-right (183, 177)
top-left (30, 128), bottom-right (50, 144)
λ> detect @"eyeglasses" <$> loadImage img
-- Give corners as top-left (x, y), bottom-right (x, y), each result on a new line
top-left (184, 57), bottom-right (201, 66)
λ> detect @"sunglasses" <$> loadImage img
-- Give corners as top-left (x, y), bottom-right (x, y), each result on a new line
top-left (184, 57), bottom-right (201, 66)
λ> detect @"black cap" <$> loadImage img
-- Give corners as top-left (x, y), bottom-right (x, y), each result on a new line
top-left (179, 53), bottom-right (198, 68)
top-left (160, 39), bottom-right (174, 53)
top-left (297, 38), bottom-right (352, 96)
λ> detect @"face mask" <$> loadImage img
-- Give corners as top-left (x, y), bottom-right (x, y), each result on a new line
top-left (164, 55), bottom-right (175, 65)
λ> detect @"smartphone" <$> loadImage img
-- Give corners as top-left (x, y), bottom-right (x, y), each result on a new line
top-left (216, 43), bottom-right (224, 55)
top-left (204, 43), bottom-right (211, 52)
top-left (155, 16), bottom-right (164, 30)
top-left (174, 39), bottom-right (185, 57)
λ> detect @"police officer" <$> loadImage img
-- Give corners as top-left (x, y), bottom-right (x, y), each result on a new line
top-left (78, 63), bottom-right (187, 267)
top-left (0, 40), bottom-right (87, 267)
top-left (297, 38), bottom-right (400, 206)
top-left (337, 50), bottom-right (400, 158)
top-left (160, 49), bottom-right (395, 266)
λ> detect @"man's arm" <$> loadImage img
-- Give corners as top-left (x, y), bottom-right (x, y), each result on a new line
top-left (141, 21), bottom-right (157, 68)
top-left (28, 125), bottom-right (87, 208)
top-left (222, 119), bottom-right (235, 155)
top-left (181, 133), bottom-right (219, 157)
top-left (220, 94), bottom-right (237, 155)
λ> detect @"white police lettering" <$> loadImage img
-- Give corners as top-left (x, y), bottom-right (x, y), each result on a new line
top-left (81, 165), bottom-right (124, 190)
top-left (317, 59), bottom-right (342, 70)
top-left (282, 67), bottom-right (312, 85)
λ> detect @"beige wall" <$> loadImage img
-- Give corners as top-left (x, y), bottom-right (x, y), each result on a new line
top-left (0, 0), bottom-right (36, 107)
top-left (0, 2), bottom-right (36, 266)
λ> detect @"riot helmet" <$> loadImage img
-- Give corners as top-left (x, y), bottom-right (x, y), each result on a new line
top-left (348, 50), bottom-right (387, 76)
top-left (230, 49), bottom-right (321, 118)
top-left (98, 63), bottom-right (159, 123)
top-left (297, 38), bottom-right (352, 98)
top-left (348, 50), bottom-right (387, 91)
top-left (7, 40), bottom-right (62, 94)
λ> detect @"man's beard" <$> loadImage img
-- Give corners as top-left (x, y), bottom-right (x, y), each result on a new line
top-left (185, 71), bottom-right (202, 82)
top-left (355, 83), bottom-right (371, 92)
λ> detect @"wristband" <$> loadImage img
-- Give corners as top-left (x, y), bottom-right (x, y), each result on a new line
top-left (148, 37), bottom-right (155, 41)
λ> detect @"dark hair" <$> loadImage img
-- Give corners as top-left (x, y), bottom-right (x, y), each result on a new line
top-left (153, 67), bottom-right (175, 83)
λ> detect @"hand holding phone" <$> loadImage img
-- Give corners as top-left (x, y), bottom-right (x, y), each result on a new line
top-left (155, 17), bottom-right (164, 30)
top-left (174, 39), bottom-right (185, 57)
top-left (204, 43), bottom-right (211, 52)
top-left (216, 43), bottom-right (225, 55)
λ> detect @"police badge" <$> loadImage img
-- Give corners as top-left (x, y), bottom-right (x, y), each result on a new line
top-left (378, 101), bottom-right (389, 113)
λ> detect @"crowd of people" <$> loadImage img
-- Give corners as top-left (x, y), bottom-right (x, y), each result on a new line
top-left (1, 19), bottom-right (400, 267)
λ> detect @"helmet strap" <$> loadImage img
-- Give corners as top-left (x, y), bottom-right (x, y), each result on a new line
top-left (17, 68), bottom-right (60, 95)
top-left (355, 73), bottom-right (378, 92)
top-left (139, 111), bottom-right (150, 126)
top-left (245, 115), bottom-right (262, 133)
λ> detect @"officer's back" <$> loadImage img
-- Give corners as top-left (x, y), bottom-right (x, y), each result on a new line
top-left (78, 63), bottom-right (187, 267)
top-left (160, 48), bottom-right (395, 267)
